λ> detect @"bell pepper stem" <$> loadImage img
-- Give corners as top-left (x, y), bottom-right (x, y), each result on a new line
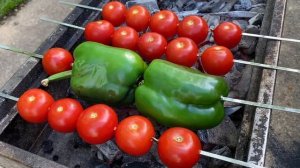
top-left (41, 70), bottom-right (72, 87)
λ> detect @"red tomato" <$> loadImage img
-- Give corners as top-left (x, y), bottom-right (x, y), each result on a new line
top-left (201, 46), bottom-right (234, 76)
top-left (112, 26), bottom-right (139, 50)
top-left (166, 37), bottom-right (198, 67)
top-left (126, 5), bottom-right (151, 32)
top-left (102, 1), bottom-right (126, 26)
top-left (137, 32), bottom-right (167, 61)
top-left (17, 89), bottom-right (54, 123)
top-left (115, 116), bottom-right (155, 156)
top-left (48, 98), bottom-right (83, 133)
top-left (213, 22), bottom-right (242, 48)
top-left (42, 48), bottom-right (73, 75)
top-left (150, 10), bottom-right (179, 39)
top-left (76, 104), bottom-right (118, 144)
top-left (158, 127), bottom-right (201, 168)
top-left (84, 20), bottom-right (115, 45)
top-left (178, 15), bottom-right (209, 45)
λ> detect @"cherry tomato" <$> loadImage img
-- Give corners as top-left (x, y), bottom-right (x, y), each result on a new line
top-left (17, 89), bottom-right (54, 123)
top-left (178, 15), bottom-right (209, 45)
top-left (84, 20), bottom-right (115, 45)
top-left (200, 46), bottom-right (234, 76)
top-left (137, 32), bottom-right (167, 61)
top-left (150, 10), bottom-right (179, 39)
top-left (115, 115), bottom-right (155, 156)
top-left (166, 37), bottom-right (198, 67)
top-left (213, 22), bottom-right (242, 48)
top-left (102, 1), bottom-right (126, 26)
top-left (112, 26), bottom-right (139, 50)
top-left (76, 104), bottom-right (118, 144)
top-left (48, 98), bottom-right (83, 133)
top-left (126, 5), bottom-right (151, 32)
top-left (42, 48), bottom-right (73, 75)
top-left (158, 127), bottom-right (201, 168)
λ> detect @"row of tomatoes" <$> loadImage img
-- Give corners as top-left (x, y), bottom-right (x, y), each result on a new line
top-left (17, 88), bottom-right (201, 168)
top-left (100, 1), bottom-right (242, 49)
top-left (41, 35), bottom-right (234, 78)
top-left (42, 44), bottom-right (234, 81)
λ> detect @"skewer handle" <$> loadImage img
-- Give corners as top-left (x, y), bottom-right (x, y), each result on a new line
top-left (233, 59), bottom-right (300, 73)
top-left (40, 17), bottom-right (85, 30)
top-left (59, 0), bottom-right (102, 11)
top-left (0, 44), bottom-right (43, 59)
top-left (222, 96), bottom-right (300, 113)
top-left (242, 32), bottom-right (300, 43)
top-left (200, 150), bottom-right (264, 168)
top-left (0, 93), bottom-right (19, 101)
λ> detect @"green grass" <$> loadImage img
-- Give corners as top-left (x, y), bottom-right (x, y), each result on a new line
top-left (0, 0), bottom-right (26, 18)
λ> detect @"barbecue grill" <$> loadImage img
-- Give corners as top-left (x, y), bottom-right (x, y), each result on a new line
top-left (0, 0), bottom-right (289, 167)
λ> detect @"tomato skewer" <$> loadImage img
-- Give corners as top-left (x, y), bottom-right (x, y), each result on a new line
top-left (1, 89), bottom-right (300, 123)
top-left (0, 44), bottom-right (73, 75)
top-left (0, 91), bottom-right (297, 167)
top-left (39, 18), bottom-right (300, 74)
top-left (59, 1), bottom-right (300, 45)
top-left (0, 90), bottom-right (118, 144)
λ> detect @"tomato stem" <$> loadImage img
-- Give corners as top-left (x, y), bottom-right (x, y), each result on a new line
top-left (41, 70), bottom-right (72, 87)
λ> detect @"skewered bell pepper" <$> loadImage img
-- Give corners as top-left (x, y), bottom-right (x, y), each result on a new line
top-left (43, 42), bottom-right (146, 105)
top-left (72, 42), bottom-right (147, 104)
top-left (135, 59), bottom-right (229, 129)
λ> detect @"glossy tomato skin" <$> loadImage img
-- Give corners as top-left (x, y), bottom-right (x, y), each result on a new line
top-left (76, 104), bottom-right (118, 144)
top-left (115, 115), bottom-right (155, 156)
top-left (84, 20), bottom-right (115, 45)
top-left (178, 15), bottom-right (209, 45)
top-left (166, 37), bottom-right (198, 67)
top-left (150, 10), bottom-right (179, 39)
top-left (112, 26), bottom-right (139, 50)
top-left (201, 46), bottom-right (234, 76)
top-left (102, 1), bottom-right (126, 26)
top-left (137, 32), bottom-right (167, 61)
top-left (42, 48), bottom-right (74, 75)
top-left (158, 127), bottom-right (201, 168)
top-left (17, 89), bottom-right (54, 123)
top-left (213, 22), bottom-right (242, 49)
top-left (48, 98), bottom-right (83, 133)
top-left (126, 5), bottom-right (151, 32)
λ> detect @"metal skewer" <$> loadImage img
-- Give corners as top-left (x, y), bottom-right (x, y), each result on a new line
top-left (59, 0), bottom-right (102, 11)
top-left (59, 0), bottom-right (300, 44)
top-left (0, 92), bottom-right (19, 101)
top-left (242, 32), bottom-right (300, 43)
top-left (0, 44), bottom-right (43, 59)
top-left (0, 92), bottom-right (264, 168)
top-left (221, 96), bottom-right (300, 114)
top-left (233, 59), bottom-right (300, 73)
top-left (200, 150), bottom-right (263, 168)
top-left (39, 17), bottom-right (300, 74)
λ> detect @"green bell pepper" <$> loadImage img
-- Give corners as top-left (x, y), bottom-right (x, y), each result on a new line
top-left (43, 42), bottom-right (146, 105)
top-left (72, 42), bottom-right (147, 104)
top-left (135, 59), bottom-right (229, 129)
